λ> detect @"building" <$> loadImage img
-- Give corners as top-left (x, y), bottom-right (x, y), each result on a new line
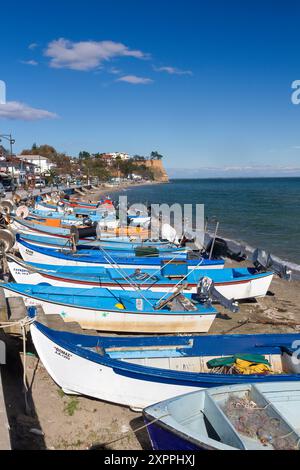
top-left (102, 152), bottom-right (130, 161)
top-left (17, 155), bottom-right (56, 174)
top-left (100, 154), bottom-right (114, 166)
top-left (0, 156), bottom-right (36, 185)
top-left (0, 146), bottom-right (9, 159)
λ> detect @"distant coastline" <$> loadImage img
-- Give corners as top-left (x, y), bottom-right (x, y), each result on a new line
top-left (167, 169), bottom-right (300, 179)
top-left (168, 175), bottom-right (300, 180)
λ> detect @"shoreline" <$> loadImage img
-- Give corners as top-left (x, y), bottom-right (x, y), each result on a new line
top-left (85, 181), bottom-right (300, 278)
top-left (86, 180), bottom-right (168, 202)
top-left (3, 180), bottom-right (300, 450)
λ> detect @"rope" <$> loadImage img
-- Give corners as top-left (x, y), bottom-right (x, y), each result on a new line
top-left (95, 245), bottom-right (158, 309)
top-left (90, 406), bottom-right (207, 449)
top-left (89, 413), bottom-right (170, 449)
top-left (0, 316), bottom-right (35, 414)
top-left (154, 256), bottom-right (205, 305)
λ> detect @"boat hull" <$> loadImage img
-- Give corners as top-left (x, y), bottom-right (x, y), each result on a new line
top-left (30, 324), bottom-right (203, 409)
top-left (17, 238), bottom-right (224, 270)
top-left (30, 323), bottom-right (300, 411)
top-left (8, 260), bottom-right (273, 300)
top-left (3, 286), bottom-right (216, 333)
top-left (143, 415), bottom-right (205, 450)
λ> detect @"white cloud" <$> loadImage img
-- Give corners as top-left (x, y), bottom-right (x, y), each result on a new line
top-left (109, 67), bottom-right (122, 75)
top-left (117, 75), bottom-right (153, 84)
top-left (28, 43), bottom-right (38, 50)
top-left (154, 66), bottom-right (192, 76)
top-left (21, 60), bottom-right (38, 66)
top-left (44, 38), bottom-right (148, 71)
top-left (0, 101), bottom-right (58, 121)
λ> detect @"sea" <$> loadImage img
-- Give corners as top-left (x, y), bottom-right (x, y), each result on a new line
top-left (111, 177), bottom-right (300, 272)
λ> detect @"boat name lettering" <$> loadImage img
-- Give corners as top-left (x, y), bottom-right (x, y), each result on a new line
top-left (15, 268), bottom-right (29, 275)
top-left (54, 346), bottom-right (72, 360)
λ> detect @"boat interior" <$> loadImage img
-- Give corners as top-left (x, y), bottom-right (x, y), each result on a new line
top-left (46, 326), bottom-right (300, 376)
top-left (16, 285), bottom-right (215, 313)
top-left (156, 383), bottom-right (300, 450)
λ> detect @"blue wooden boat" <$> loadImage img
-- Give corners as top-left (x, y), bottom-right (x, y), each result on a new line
top-left (16, 235), bottom-right (225, 270)
top-left (143, 382), bottom-right (300, 450)
top-left (28, 208), bottom-right (113, 224)
top-left (11, 217), bottom-right (83, 238)
top-left (28, 318), bottom-right (300, 410)
top-left (8, 255), bottom-right (273, 300)
top-left (27, 211), bottom-right (103, 225)
top-left (4, 283), bottom-right (218, 333)
top-left (16, 232), bottom-right (187, 254)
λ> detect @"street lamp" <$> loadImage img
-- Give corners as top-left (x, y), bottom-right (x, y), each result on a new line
top-left (0, 134), bottom-right (16, 188)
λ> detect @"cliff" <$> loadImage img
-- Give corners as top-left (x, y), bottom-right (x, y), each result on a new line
top-left (136, 159), bottom-right (169, 182)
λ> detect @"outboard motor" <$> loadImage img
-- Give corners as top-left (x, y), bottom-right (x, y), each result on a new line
top-left (78, 225), bottom-right (97, 238)
top-left (226, 240), bottom-right (247, 262)
top-left (253, 248), bottom-right (292, 280)
top-left (83, 217), bottom-right (92, 226)
top-left (205, 237), bottom-right (228, 259)
top-left (197, 276), bottom-right (239, 313)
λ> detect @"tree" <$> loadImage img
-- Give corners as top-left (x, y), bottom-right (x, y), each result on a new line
top-left (150, 151), bottom-right (163, 160)
top-left (133, 154), bottom-right (145, 161)
top-left (44, 168), bottom-right (57, 185)
top-left (21, 144), bottom-right (57, 160)
top-left (78, 151), bottom-right (91, 160)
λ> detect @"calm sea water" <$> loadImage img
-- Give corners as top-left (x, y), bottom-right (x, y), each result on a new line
top-left (112, 178), bottom-right (300, 266)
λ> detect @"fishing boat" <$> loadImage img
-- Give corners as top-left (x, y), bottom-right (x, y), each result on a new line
top-left (3, 283), bottom-right (219, 333)
top-left (143, 382), bottom-right (300, 450)
top-left (16, 236), bottom-right (225, 270)
top-left (28, 208), bottom-right (114, 223)
top-left (28, 319), bottom-right (300, 409)
top-left (7, 256), bottom-right (273, 300)
top-left (10, 216), bottom-right (150, 240)
top-left (10, 217), bottom-right (98, 239)
top-left (14, 232), bottom-right (187, 254)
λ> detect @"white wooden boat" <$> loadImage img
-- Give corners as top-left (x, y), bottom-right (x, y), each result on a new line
top-left (7, 257), bottom-right (274, 300)
top-left (3, 283), bottom-right (218, 333)
top-left (28, 319), bottom-right (300, 410)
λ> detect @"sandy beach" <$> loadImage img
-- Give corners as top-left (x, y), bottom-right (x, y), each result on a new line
top-left (2, 184), bottom-right (300, 450)
top-left (2, 260), bottom-right (300, 450)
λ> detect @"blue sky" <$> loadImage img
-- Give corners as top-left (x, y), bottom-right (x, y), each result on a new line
top-left (1, 0), bottom-right (300, 176)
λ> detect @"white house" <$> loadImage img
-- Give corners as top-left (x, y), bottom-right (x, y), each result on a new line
top-left (17, 155), bottom-right (56, 174)
top-left (107, 152), bottom-right (130, 161)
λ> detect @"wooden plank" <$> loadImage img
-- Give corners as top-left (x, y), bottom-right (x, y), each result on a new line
top-left (0, 288), bottom-right (8, 322)
top-left (7, 297), bottom-right (27, 321)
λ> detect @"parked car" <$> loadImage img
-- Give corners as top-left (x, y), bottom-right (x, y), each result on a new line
top-left (34, 180), bottom-right (46, 188)
top-left (1, 179), bottom-right (16, 192)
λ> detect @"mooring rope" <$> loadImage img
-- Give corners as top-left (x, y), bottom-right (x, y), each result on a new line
top-left (0, 316), bottom-right (35, 414)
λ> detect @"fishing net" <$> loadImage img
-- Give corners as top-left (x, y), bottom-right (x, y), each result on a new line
top-left (222, 394), bottom-right (299, 450)
top-left (207, 355), bottom-right (272, 375)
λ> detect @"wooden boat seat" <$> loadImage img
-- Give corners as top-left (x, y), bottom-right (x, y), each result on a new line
top-left (169, 294), bottom-right (198, 312)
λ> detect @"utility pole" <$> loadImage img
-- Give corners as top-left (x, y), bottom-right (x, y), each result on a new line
top-left (0, 133), bottom-right (16, 187)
